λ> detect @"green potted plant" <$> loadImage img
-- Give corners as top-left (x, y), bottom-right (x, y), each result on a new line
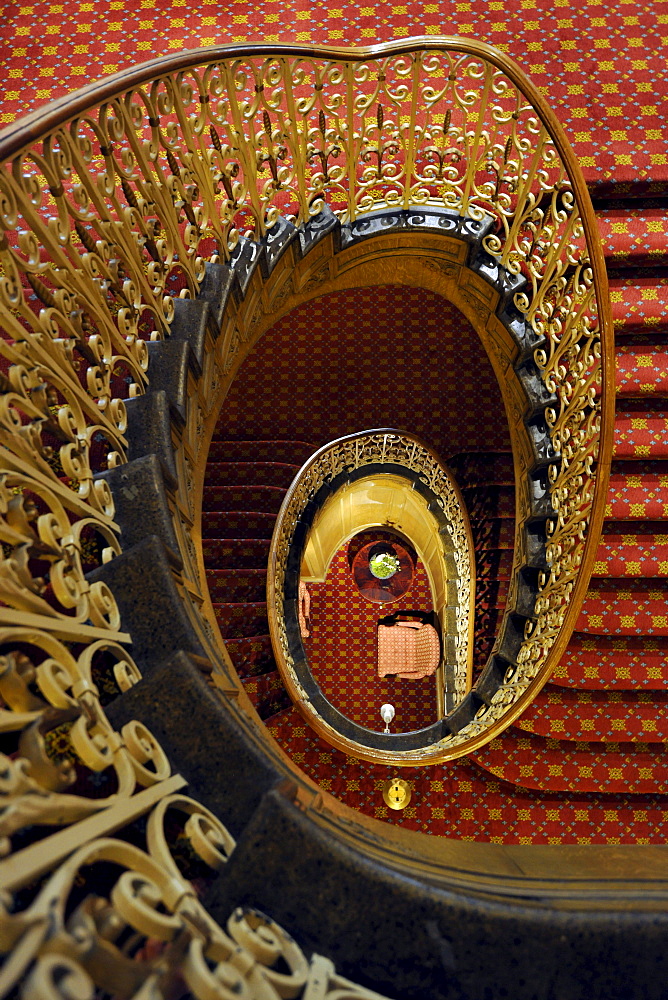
top-left (369, 551), bottom-right (401, 579)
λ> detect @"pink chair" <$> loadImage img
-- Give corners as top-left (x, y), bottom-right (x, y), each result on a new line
top-left (377, 612), bottom-right (440, 679)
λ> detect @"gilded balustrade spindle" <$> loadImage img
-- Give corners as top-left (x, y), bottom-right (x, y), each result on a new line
top-left (0, 36), bottom-right (611, 982)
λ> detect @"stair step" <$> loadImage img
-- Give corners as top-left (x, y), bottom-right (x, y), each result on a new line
top-left (610, 275), bottom-right (668, 336)
top-left (593, 532), bottom-right (668, 577)
top-left (475, 549), bottom-right (514, 581)
top-left (473, 607), bottom-right (504, 671)
top-left (203, 539), bottom-right (270, 569)
top-left (242, 668), bottom-right (291, 720)
top-left (261, 706), bottom-right (668, 843)
top-left (462, 485), bottom-right (515, 519)
top-left (202, 486), bottom-right (286, 513)
top-left (615, 343), bottom-right (668, 397)
top-left (223, 634), bottom-right (275, 677)
top-left (207, 568), bottom-right (267, 602)
top-left (597, 206), bottom-right (668, 270)
top-left (207, 439), bottom-right (316, 464)
top-left (213, 601), bottom-right (268, 639)
top-left (605, 471), bottom-right (668, 519)
top-left (471, 728), bottom-right (667, 794)
top-left (471, 521), bottom-right (515, 550)
top-left (202, 512), bottom-right (277, 539)
top-left (553, 633), bottom-right (668, 689)
top-left (205, 461), bottom-right (300, 489)
top-left (447, 452), bottom-right (514, 487)
top-left (473, 633), bottom-right (497, 671)
top-left (265, 702), bottom-right (305, 736)
top-left (575, 578), bottom-right (668, 635)
top-left (476, 579), bottom-right (509, 610)
top-left (614, 409), bottom-right (668, 459)
top-left (515, 685), bottom-right (668, 741)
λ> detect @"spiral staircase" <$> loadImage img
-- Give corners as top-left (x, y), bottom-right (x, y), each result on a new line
top-left (202, 191), bottom-right (668, 839)
top-left (3, 37), bottom-right (668, 1000)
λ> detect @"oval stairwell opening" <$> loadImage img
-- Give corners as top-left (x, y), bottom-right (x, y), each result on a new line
top-left (13, 36), bottom-right (664, 1000)
top-left (202, 285), bottom-right (510, 754)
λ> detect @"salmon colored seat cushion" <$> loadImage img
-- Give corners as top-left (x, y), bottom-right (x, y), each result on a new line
top-left (377, 619), bottom-right (440, 679)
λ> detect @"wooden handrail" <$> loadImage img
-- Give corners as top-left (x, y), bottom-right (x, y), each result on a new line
top-left (0, 34), bottom-right (613, 772)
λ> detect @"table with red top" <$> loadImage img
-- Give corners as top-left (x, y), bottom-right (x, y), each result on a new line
top-left (351, 541), bottom-right (414, 604)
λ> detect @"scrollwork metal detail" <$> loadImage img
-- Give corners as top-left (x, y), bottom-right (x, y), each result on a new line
top-left (268, 430), bottom-right (475, 736)
top-left (0, 788), bottom-right (392, 1000)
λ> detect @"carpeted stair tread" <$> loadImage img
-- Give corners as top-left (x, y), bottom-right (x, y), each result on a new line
top-left (614, 410), bottom-right (668, 459)
top-left (202, 512), bottom-right (278, 539)
top-left (263, 703), bottom-right (668, 844)
top-left (223, 634), bottom-right (275, 677)
top-left (473, 607), bottom-right (504, 673)
top-left (476, 578), bottom-right (509, 610)
top-left (593, 531), bottom-right (668, 577)
top-left (474, 605), bottom-right (504, 630)
top-left (615, 343), bottom-right (668, 396)
top-left (207, 568), bottom-right (267, 602)
top-left (461, 485), bottom-right (515, 519)
top-left (589, 179), bottom-right (668, 203)
top-left (605, 471), bottom-right (668, 519)
top-left (242, 668), bottom-right (291, 720)
top-left (575, 578), bottom-right (668, 635)
top-left (470, 729), bottom-right (667, 794)
top-left (202, 485), bottom-right (286, 513)
top-left (205, 461), bottom-right (300, 489)
top-left (472, 520), bottom-right (515, 550)
top-left (213, 601), bottom-right (268, 640)
top-left (515, 685), bottom-right (668, 742)
top-left (265, 702), bottom-right (303, 735)
top-left (207, 439), bottom-right (316, 464)
top-left (553, 634), bottom-right (668, 690)
top-left (609, 275), bottom-right (668, 336)
top-left (597, 207), bottom-right (668, 270)
top-left (447, 452), bottom-right (514, 487)
top-left (475, 548), bottom-right (514, 581)
top-left (202, 538), bottom-right (271, 569)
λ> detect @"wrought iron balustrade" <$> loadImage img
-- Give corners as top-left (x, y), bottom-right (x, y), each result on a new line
top-left (0, 36), bottom-right (613, 995)
top-left (267, 428), bottom-right (476, 760)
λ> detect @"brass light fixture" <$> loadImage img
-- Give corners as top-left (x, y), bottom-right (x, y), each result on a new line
top-left (383, 778), bottom-right (412, 810)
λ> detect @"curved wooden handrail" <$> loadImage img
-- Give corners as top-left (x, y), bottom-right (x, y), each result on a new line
top-left (0, 34), bottom-right (613, 785)
top-left (267, 427), bottom-right (476, 762)
top-left (0, 40), bottom-right (636, 997)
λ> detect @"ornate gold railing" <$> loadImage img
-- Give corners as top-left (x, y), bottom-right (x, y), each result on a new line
top-left (0, 40), bottom-right (612, 695)
top-left (0, 784), bottom-right (391, 999)
top-left (267, 429), bottom-right (476, 757)
top-left (0, 36), bottom-right (612, 990)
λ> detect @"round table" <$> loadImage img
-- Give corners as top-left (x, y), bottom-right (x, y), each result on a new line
top-left (351, 541), bottom-right (414, 604)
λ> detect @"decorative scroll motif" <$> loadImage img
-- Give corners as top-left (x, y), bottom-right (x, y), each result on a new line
top-left (0, 43), bottom-right (601, 364)
top-left (0, 791), bottom-right (392, 1000)
top-left (269, 430), bottom-right (474, 721)
top-left (0, 42), bottom-right (606, 766)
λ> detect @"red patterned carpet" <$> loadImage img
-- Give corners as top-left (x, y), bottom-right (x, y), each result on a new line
top-left (219, 285), bottom-right (509, 460)
top-left (267, 707), bottom-right (668, 843)
top-left (304, 537), bottom-right (438, 732)
top-left (203, 231), bottom-right (668, 842)
top-left (2, 1), bottom-right (666, 194)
